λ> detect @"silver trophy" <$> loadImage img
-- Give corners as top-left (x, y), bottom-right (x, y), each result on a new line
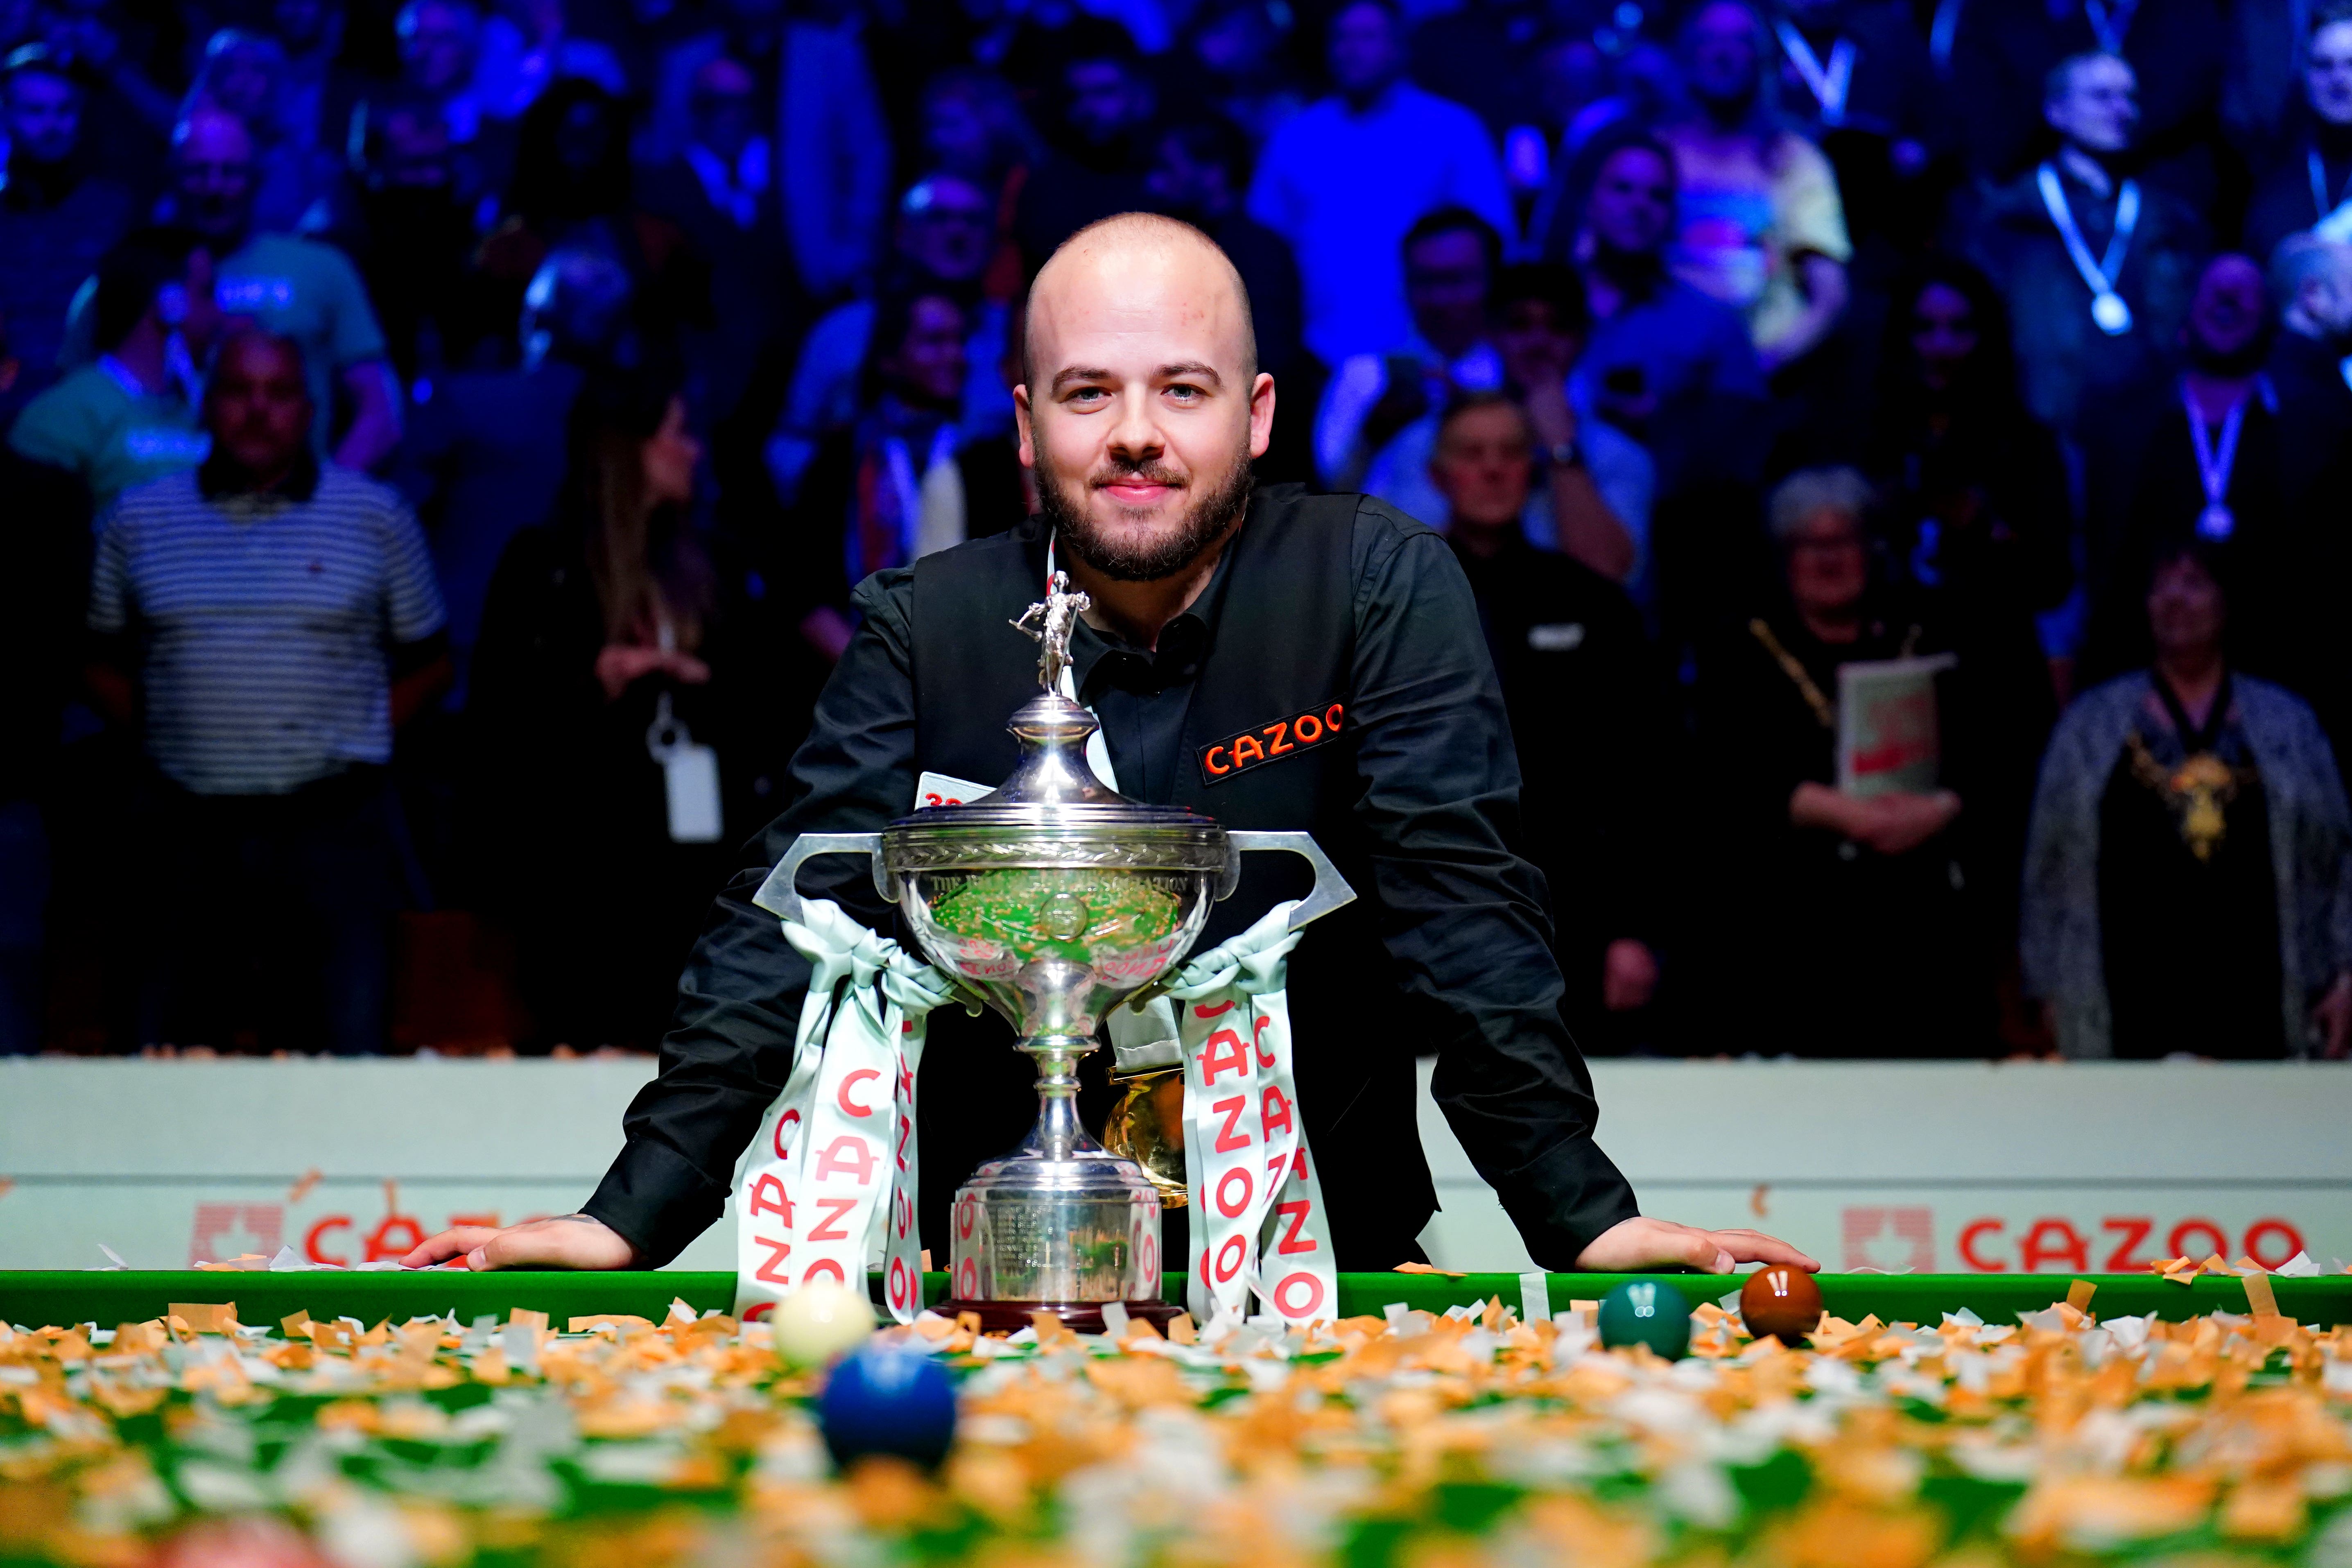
top-left (756, 573), bottom-right (1351, 1331)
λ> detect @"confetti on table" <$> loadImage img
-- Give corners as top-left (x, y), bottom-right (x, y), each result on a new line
top-left (4, 1288), bottom-right (2350, 1568)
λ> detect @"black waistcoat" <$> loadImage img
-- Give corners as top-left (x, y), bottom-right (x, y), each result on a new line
top-left (902, 487), bottom-right (1439, 1267)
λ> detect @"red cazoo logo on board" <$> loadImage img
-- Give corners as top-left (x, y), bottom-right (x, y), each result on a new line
top-left (1845, 1205), bottom-right (2314, 1272)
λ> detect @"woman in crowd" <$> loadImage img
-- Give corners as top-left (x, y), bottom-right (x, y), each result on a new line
top-left (181, 29), bottom-right (335, 232)
top-left (2022, 541), bottom-right (2352, 1059)
top-left (1866, 257), bottom-right (2073, 627)
top-left (1696, 466), bottom-right (2047, 1055)
top-left (468, 367), bottom-right (781, 1050)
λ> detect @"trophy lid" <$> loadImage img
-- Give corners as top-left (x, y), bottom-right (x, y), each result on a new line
top-left (882, 572), bottom-right (1227, 869)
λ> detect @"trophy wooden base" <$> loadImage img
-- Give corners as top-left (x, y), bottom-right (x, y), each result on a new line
top-left (940, 1297), bottom-right (1187, 1336)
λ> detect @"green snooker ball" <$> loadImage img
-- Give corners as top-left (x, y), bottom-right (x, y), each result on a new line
top-left (1597, 1279), bottom-right (1692, 1360)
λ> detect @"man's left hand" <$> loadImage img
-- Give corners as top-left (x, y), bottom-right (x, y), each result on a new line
top-left (1574, 1216), bottom-right (1819, 1274)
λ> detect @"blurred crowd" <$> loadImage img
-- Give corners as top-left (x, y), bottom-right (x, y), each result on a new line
top-left (7, 0), bottom-right (2352, 1062)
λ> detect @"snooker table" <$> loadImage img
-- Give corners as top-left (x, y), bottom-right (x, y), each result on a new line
top-left (5, 1267), bottom-right (2351, 1568)
top-left (4, 1267), bottom-right (2350, 1330)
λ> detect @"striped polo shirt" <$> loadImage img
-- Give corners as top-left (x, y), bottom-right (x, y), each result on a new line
top-left (89, 463), bottom-right (447, 795)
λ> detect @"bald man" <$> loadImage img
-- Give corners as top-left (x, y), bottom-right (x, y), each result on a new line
top-left (409, 214), bottom-right (1815, 1280)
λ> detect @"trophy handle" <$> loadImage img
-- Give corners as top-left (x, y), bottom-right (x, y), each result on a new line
top-left (751, 831), bottom-right (890, 925)
top-left (1224, 830), bottom-right (1357, 931)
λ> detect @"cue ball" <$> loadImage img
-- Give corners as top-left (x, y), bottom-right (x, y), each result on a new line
top-left (1597, 1279), bottom-right (1692, 1360)
top-left (770, 1277), bottom-right (876, 1369)
top-left (817, 1341), bottom-right (958, 1470)
top-left (1740, 1266), bottom-right (1824, 1344)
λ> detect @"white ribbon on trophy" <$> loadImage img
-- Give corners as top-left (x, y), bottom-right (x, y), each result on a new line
top-left (1167, 902), bottom-right (1340, 1328)
top-left (732, 900), bottom-right (971, 1324)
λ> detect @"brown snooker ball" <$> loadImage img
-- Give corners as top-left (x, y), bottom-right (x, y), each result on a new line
top-left (1740, 1266), bottom-right (1824, 1344)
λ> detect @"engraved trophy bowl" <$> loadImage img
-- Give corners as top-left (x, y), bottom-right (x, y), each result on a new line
top-left (755, 575), bottom-right (1351, 1333)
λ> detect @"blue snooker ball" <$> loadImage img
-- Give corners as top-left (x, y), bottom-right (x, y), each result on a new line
top-left (1597, 1279), bottom-right (1692, 1360)
top-left (816, 1341), bottom-right (958, 1470)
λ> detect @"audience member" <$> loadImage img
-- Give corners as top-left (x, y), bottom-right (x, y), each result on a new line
top-left (917, 64), bottom-right (1037, 283)
top-left (2266, 235), bottom-right (2352, 506)
top-left (1247, 0), bottom-right (1513, 366)
top-left (0, 46), bottom-right (136, 410)
top-left (315, 85), bottom-right (485, 382)
top-left (1178, 0), bottom-right (1305, 147)
top-left (2079, 253), bottom-right (2293, 679)
top-left (1947, 0), bottom-right (2227, 209)
top-left (1969, 52), bottom-right (2207, 433)
top-left (1768, 0), bottom-right (1950, 250)
top-left (1660, 0), bottom-right (1853, 376)
top-left (10, 226), bottom-right (219, 507)
top-left (2023, 540), bottom-right (2352, 1058)
top-left (1364, 260), bottom-right (1651, 588)
top-left (645, 0), bottom-right (888, 301)
top-left (1695, 467), bottom-right (2027, 1056)
top-left (64, 106), bottom-right (403, 468)
top-left (1865, 258), bottom-right (2074, 628)
top-left (89, 329), bottom-right (448, 1053)
top-left (1144, 115), bottom-right (1303, 385)
top-left (0, 306), bottom-right (90, 1054)
top-left (401, 248), bottom-right (632, 702)
top-left (2246, 5), bottom-right (2352, 267)
top-left (181, 29), bottom-right (335, 233)
top-left (766, 171), bottom-right (1010, 505)
top-left (1567, 127), bottom-right (1770, 489)
top-left (469, 367), bottom-right (776, 1050)
top-left (469, 0), bottom-right (627, 121)
top-left (1426, 391), bottom-right (1672, 1046)
top-left (1315, 206), bottom-right (1503, 494)
top-left (638, 54), bottom-right (802, 428)
top-left (1011, 19), bottom-right (1157, 267)
top-left (787, 285), bottom-right (1022, 662)
top-left (477, 80), bottom-right (701, 359)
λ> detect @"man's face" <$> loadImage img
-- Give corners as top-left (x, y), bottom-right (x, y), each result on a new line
top-left (399, 0), bottom-right (476, 95)
top-left (381, 105), bottom-right (455, 186)
top-left (1327, 2), bottom-right (1401, 99)
top-left (2146, 554), bottom-right (2223, 656)
top-left (2311, 23), bottom-right (2352, 127)
top-left (1586, 146), bottom-right (1674, 257)
top-left (1910, 281), bottom-right (1978, 389)
top-left (207, 336), bottom-right (311, 475)
top-left (174, 113), bottom-right (257, 244)
top-left (2047, 54), bottom-right (2138, 154)
top-left (4, 70), bottom-right (81, 166)
top-left (896, 176), bottom-right (994, 283)
top-left (2185, 254), bottom-right (2267, 364)
top-left (1685, 3), bottom-right (1761, 106)
top-left (885, 296), bottom-right (969, 407)
top-left (1429, 403), bottom-right (1533, 530)
top-left (1017, 234), bottom-right (1273, 582)
top-left (1064, 59), bottom-right (1145, 145)
top-left (1784, 509), bottom-right (1868, 617)
top-left (1404, 228), bottom-right (1490, 354)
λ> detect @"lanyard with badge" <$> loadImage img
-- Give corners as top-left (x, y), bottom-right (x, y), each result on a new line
top-left (2038, 162), bottom-right (2141, 335)
top-left (645, 620), bottom-right (724, 843)
top-left (1775, 22), bottom-right (1855, 127)
top-left (2181, 379), bottom-right (2253, 542)
top-left (2082, 0), bottom-right (2137, 52)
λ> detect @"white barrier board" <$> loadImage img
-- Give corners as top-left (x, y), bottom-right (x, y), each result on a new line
top-left (1, 1058), bottom-right (2345, 1274)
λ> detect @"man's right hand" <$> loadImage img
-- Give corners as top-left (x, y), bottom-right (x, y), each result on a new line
top-left (400, 1214), bottom-right (637, 1271)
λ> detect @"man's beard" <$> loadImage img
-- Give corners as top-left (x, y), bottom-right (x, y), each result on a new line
top-left (1035, 434), bottom-right (1255, 582)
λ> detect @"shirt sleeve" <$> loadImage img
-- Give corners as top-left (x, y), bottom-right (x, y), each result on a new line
top-left (582, 567), bottom-right (922, 1265)
top-left (5, 382), bottom-right (90, 472)
top-left (314, 244), bottom-right (391, 369)
top-left (1346, 505), bottom-right (1639, 1265)
top-left (88, 502), bottom-right (132, 635)
top-left (378, 493), bottom-right (448, 643)
top-left (1771, 134), bottom-right (1854, 265)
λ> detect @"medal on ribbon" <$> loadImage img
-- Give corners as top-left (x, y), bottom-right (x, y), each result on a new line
top-left (2038, 163), bottom-right (2140, 337)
